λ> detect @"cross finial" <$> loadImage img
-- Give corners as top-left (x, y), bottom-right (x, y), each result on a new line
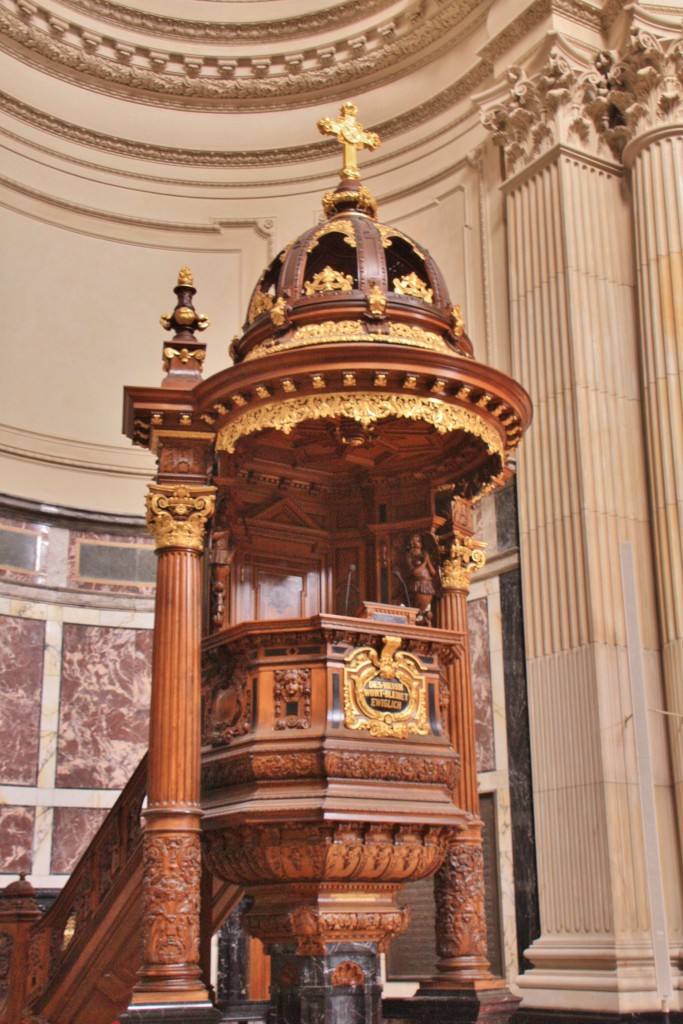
top-left (317, 102), bottom-right (380, 180)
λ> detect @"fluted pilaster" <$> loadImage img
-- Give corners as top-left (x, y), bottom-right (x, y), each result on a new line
top-left (627, 129), bottom-right (683, 855)
top-left (503, 148), bottom-right (682, 1012)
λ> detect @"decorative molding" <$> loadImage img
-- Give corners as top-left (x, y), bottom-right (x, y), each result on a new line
top-left (215, 392), bottom-right (504, 459)
top-left (0, 422), bottom-right (155, 478)
top-left (59, 0), bottom-right (397, 43)
top-left (0, 1), bottom-right (484, 111)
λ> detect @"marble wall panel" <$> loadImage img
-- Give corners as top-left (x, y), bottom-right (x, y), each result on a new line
top-left (0, 806), bottom-right (34, 874)
top-left (67, 530), bottom-right (155, 595)
top-left (50, 806), bottom-right (108, 874)
top-left (469, 597), bottom-right (495, 772)
top-left (0, 614), bottom-right (45, 785)
top-left (0, 516), bottom-right (48, 585)
top-left (57, 624), bottom-right (151, 789)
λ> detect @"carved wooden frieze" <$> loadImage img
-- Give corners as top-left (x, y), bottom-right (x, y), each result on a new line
top-left (141, 833), bottom-right (201, 966)
top-left (273, 667), bottom-right (312, 730)
top-left (343, 635), bottom-right (429, 738)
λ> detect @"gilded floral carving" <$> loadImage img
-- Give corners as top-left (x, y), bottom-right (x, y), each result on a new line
top-left (146, 484), bottom-right (216, 553)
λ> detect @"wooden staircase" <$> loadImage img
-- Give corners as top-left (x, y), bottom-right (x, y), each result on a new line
top-left (14, 755), bottom-right (239, 1024)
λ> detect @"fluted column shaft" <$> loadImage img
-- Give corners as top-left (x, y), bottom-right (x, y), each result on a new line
top-left (133, 483), bottom-right (215, 1004)
top-left (428, 504), bottom-right (494, 987)
top-left (627, 129), bottom-right (683, 852)
top-left (505, 148), bottom-right (682, 1013)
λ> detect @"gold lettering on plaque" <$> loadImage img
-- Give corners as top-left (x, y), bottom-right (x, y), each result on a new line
top-left (343, 635), bottom-right (428, 738)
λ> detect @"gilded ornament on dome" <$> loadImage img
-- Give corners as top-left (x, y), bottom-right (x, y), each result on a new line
top-left (452, 304), bottom-right (466, 338)
top-left (393, 272), bottom-right (433, 303)
top-left (322, 184), bottom-right (378, 219)
top-left (270, 296), bottom-right (289, 328)
top-left (248, 290), bottom-right (274, 324)
top-left (367, 283), bottom-right (387, 318)
top-left (343, 635), bottom-right (429, 738)
top-left (177, 267), bottom-right (194, 287)
top-left (162, 347), bottom-right (206, 372)
top-left (303, 266), bottom-right (354, 295)
top-left (306, 220), bottom-right (356, 252)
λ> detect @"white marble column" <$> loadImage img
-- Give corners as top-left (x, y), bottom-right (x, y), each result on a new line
top-left (627, 125), bottom-right (683, 871)
top-left (482, 42), bottom-right (683, 1014)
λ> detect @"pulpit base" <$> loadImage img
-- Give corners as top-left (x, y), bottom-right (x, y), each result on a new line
top-left (119, 1001), bottom-right (222, 1024)
top-left (383, 987), bottom-right (520, 1024)
top-left (269, 942), bottom-right (382, 1024)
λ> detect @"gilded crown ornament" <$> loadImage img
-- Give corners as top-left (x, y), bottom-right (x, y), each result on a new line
top-left (146, 484), bottom-right (216, 551)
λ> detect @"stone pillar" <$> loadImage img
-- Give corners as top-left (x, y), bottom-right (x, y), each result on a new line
top-left (422, 498), bottom-right (498, 990)
top-left (128, 481), bottom-right (216, 1010)
top-left (612, 21), bottom-right (683, 870)
top-left (482, 38), bottom-right (683, 1015)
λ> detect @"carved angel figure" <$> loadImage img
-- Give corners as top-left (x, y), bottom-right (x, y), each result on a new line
top-left (406, 532), bottom-right (440, 626)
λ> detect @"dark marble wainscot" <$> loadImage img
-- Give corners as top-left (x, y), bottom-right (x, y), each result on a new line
top-left (0, 614), bottom-right (45, 785)
top-left (468, 596), bottom-right (495, 772)
top-left (500, 569), bottom-right (539, 972)
top-left (57, 624), bottom-right (152, 789)
top-left (50, 806), bottom-right (109, 874)
top-left (0, 806), bottom-right (35, 874)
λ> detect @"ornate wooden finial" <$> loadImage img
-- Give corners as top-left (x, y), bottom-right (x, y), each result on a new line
top-left (159, 268), bottom-right (210, 388)
top-left (318, 101), bottom-right (380, 180)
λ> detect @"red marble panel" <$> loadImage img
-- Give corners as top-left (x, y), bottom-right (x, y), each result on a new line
top-left (50, 806), bottom-right (108, 875)
top-left (0, 615), bottom-right (45, 785)
top-left (0, 806), bottom-right (34, 874)
top-left (469, 597), bottom-right (495, 773)
top-left (57, 625), bottom-right (152, 789)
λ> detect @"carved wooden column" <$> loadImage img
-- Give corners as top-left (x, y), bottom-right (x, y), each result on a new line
top-left (0, 874), bottom-right (42, 1024)
top-left (129, 480), bottom-right (216, 1008)
top-left (423, 497), bottom-right (497, 989)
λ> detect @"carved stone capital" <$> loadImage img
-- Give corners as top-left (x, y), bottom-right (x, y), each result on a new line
top-left (440, 532), bottom-right (486, 592)
top-left (583, 23), bottom-right (683, 159)
top-left (145, 484), bottom-right (216, 552)
top-left (480, 44), bottom-right (599, 176)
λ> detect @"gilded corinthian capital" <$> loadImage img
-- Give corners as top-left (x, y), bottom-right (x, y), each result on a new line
top-left (440, 533), bottom-right (486, 592)
top-left (146, 484), bottom-right (216, 552)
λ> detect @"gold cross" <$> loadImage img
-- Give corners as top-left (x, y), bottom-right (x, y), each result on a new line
top-left (317, 102), bottom-right (380, 180)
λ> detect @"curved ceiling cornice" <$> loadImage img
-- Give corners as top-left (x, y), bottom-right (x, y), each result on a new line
top-left (1, 62), bottom-right (490, 171)
top-left (58, 0), bottom-right (397, 42)
top-left (0, 0), bottom-right (486, 110)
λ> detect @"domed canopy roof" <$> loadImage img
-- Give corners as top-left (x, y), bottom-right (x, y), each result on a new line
top-left (124, 104), bottom-right (531, 502)
top-left (233, 104), bottom-right (472, 366)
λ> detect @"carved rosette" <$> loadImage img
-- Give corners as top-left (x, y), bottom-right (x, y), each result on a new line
top-left (440, 532), bottom-right (486, 592)
top-left (434, 836), bottom-right (488, 964)
top-left (140, 833), bottom-right (202, 967)
top-left (146, 484), bottom-right (216, 552)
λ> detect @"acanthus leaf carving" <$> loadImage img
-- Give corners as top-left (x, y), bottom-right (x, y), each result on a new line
top-left (141, 833), bottom-right (201, 967)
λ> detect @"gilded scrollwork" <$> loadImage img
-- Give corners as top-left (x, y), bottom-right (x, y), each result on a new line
top-left (306, 219), bottom-right (356, 251)
top-left (344, 635), bottom-right (429, 738)
top-left (440, 532), bottom-right (486, 592)
top-left (393, 272), bottom-right (433, 303)
top-left (216, 392), bottom-right (503, 457)
top-left (303, 266), bottom-right (354, 295)
top-left (146, 484), bottom-right (216, 552)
